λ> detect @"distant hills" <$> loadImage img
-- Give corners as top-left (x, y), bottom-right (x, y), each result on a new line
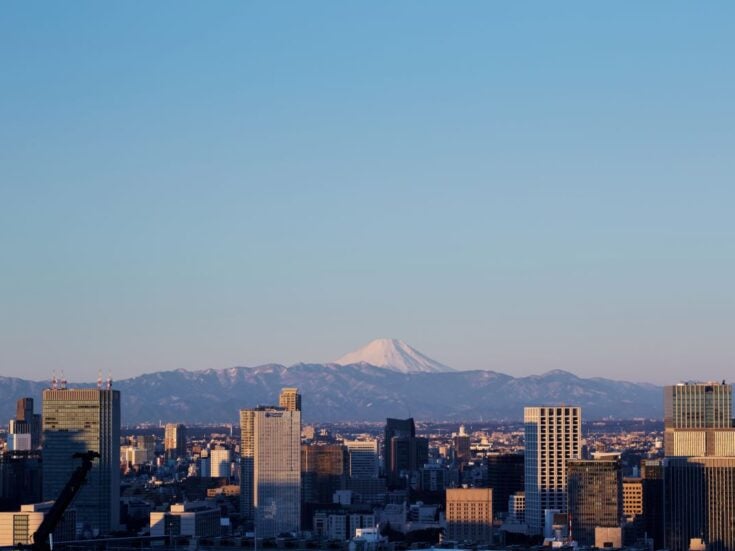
top-left (0, 339), bottom-right (663, 425)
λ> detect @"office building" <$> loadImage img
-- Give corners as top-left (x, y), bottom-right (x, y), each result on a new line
top-left (452, 425), bottom-right (471, 464)
top-left (0, 502), bottom-right (76, 546)
top-left (150, 502), bottom-right (220, 538)
top-left (279, 387), bottom-right (302, 412)
top-left (301, 444), bottom-right (345, 504)
top-left (664, 456), bottom-right (735, 551)
top-left (9, 398), bottom-right (41, 450)
top-left (343, 440), bottom-right (379, 479)
top-left (567, 453), bottom-right (622, 546)
top-left (0, 450), bottom-right (43, 511)
top-left (240, 402), bottom-right (301, 537)
top-left (485, 453), bottom-right (524, 517)
top-left (664, 382), bottom-right (735, 456)
top-left (42, 388), bottom-right (120, 535)
top-left (384, 418), bottom-right (428, 489)
top-left (164, 423), bottom-right (187, 461)
top-left (641, 459), bottom-right (664, 549)
top-left (445, 488), bottom-right (493, 544)
top-left (524, 406), bottom-right (581, 535)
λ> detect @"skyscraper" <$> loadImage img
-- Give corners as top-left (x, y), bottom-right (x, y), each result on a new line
top-left (301, 444), bottom-right (345, 504)
top-left (164, 423), bottom-right (187, 461)
top-left (383, 418), bottom-right (428, 489)
top-left (524, 406), bottom-right (581, 535)
top-left (484, 453), bottom-right (524, 517)
top-left (452, 425), bottom-right (471, 464)
top-left (664, 456), bottom-right (735, 551)
top-left (343, 440), bottom-right (379, 479)
top-left (42, 388), bottom-right (120, 535)
top-left (240, 400), bottom-right (301, 537)
top-left (664, 382), bottom-right (735, 456)
top-left (279, 388), bottom-right (302, 412)
top-left (640, 459), bottom-right (665, 549)
top-left (567, 453), bottom-right (622, 546)
top-left (9, 397), bottom-right (41, 450)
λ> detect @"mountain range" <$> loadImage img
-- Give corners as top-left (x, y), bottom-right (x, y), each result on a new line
top-left (0, 339), bottom-right (663, 424)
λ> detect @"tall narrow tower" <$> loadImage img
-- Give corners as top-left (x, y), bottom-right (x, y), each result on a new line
top-left (42, 388), bottom-right (121, 535)
top-left (241, 388), bottom-right (301, 537)
top-left (524, 406), bottom-right (582, 535)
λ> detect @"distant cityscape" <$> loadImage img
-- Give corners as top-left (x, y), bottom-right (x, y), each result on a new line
top-left (1, 374), bottom-right (734, 551)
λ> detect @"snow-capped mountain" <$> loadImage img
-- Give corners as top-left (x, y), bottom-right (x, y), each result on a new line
top-left (0, 366), bottom-right (662, 424)
top-left (334, 338), bottom-right (454, 373)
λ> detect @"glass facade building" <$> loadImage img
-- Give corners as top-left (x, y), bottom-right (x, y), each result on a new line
top-left (42, 388), bottom-right (120, 535)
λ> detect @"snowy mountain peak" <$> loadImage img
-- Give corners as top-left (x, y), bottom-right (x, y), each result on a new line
top-left (334, 338), bottom-right (454, 374)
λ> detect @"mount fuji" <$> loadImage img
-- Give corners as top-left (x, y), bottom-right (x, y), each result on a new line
top-left (0, 339), bottom-right (664, 423)
top-left (334, 338), bottom-right (454, 374)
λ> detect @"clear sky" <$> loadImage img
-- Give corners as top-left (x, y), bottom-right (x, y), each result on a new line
top-left (2, 2), bottom-right (734, 384)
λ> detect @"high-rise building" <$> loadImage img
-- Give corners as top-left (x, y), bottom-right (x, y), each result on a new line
top-left (279, 388), bottom-right (302, 412)
top-left (524, 406), bottom-right (581, 535)
top-left (9, 398), bottom-right (41, 450)
top-left (0, 450), bottom-right (43, 510)
top-left (301, 444), bottom-right (345, 504)
top-left (664, 456), bottom-right (735, 551)
top-left (452, 425), bottom-right (471, 464)
top-left (42, 388), bottom-right (120, 535)
top-left (445, 488), bottom-right (493, 544)
top-left (240, 402), bottom-right (301, 537)
top-left (343, 440), bottom-right (379, 479)
top-left (383, 418), bottom-right (428, 489)
top-left (209, 448), bottom-right (231, 478)
top-left (567, 453), bottom-right (622, 546)
top-left (641, 459), bottom-right (664, 549)
top-left (164, 424), bottom-right (187, 461)
top-left (484, 453), bottom-right (524, 517)
top-left (664, 382), bottom-right (735, 456)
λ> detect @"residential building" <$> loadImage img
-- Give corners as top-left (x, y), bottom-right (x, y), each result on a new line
top-left (164, 423), bottom-right (187, 461)
top-left (524, 406), bottom-right (581, 535)
top-left (209, 448), bottom-right (231, 478)
top-left (279, 387), bottom-right (302, 412)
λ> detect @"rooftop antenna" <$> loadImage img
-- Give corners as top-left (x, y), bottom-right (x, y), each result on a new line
top-left (107, 372), bottom-right (112, 390)
top-left (52, 370), bottom-right (57, 390)
top-left (60, 370), bottom-right (67, 390)
top-left (97, 370), bottom-right (103, 390)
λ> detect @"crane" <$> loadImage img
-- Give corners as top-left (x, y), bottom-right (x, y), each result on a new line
top-left (28, 451), bottom-right (100, 551)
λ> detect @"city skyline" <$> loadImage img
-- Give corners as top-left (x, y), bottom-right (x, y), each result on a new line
top-left (3, 3), bottom-right (735, 383)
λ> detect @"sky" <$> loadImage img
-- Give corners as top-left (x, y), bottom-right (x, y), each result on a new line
top-left (1, 2), bottom-right (734, 384)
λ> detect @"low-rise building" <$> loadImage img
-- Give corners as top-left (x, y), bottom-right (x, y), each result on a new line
top-left (0, 502), bottom-right (76, 546)
top-left (150, 502), bottom-right (220, 538)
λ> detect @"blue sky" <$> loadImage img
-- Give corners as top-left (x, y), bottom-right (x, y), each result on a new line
top-left (1, 2), bottom-right (734, 383)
